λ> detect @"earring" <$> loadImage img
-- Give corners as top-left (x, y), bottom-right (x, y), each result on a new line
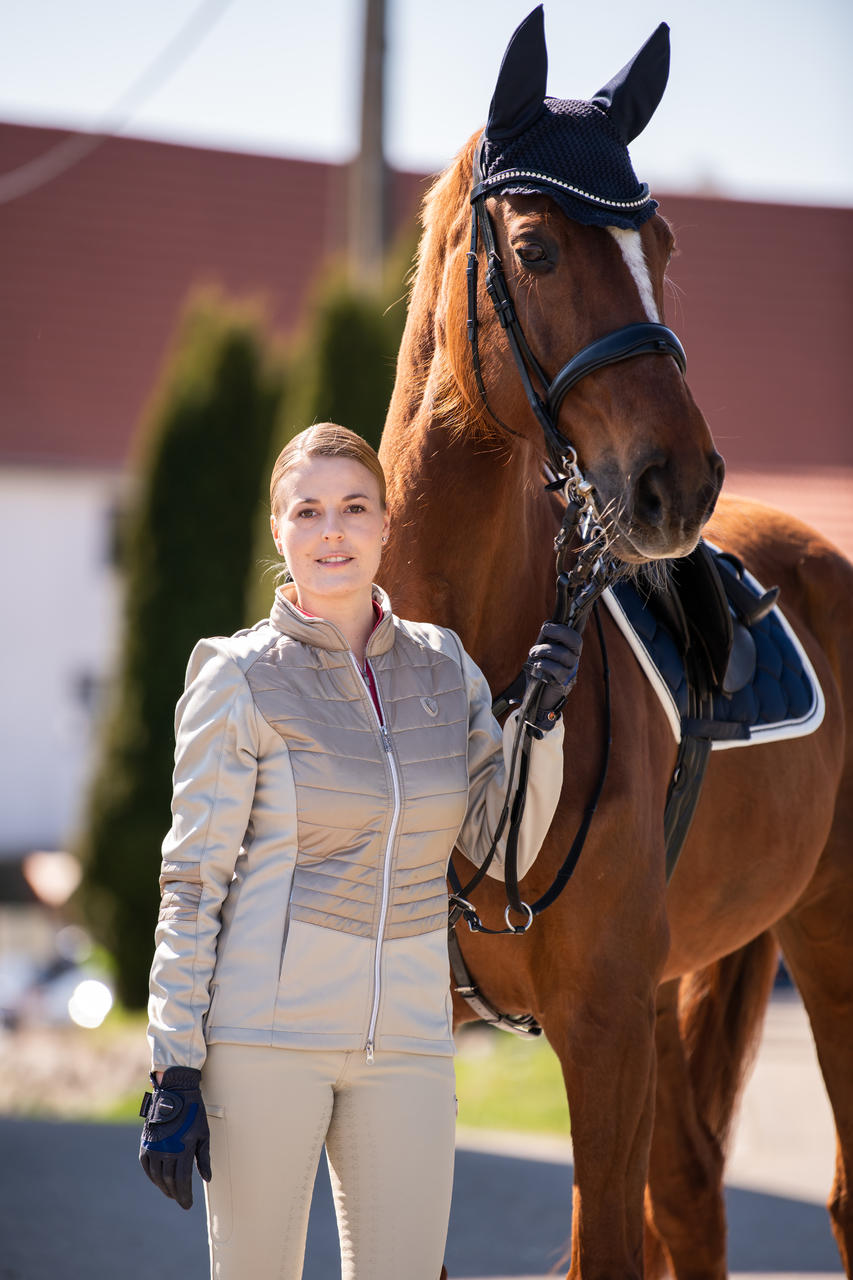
top-left (382, 535), bottom-right (388, 544)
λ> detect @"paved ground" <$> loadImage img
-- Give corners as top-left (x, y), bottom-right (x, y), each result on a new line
top-left (0, 992), bottom-right (844, 1279)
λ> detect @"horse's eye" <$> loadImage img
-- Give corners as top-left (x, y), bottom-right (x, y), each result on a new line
top-left (515, 242), bottom-right (548, 265)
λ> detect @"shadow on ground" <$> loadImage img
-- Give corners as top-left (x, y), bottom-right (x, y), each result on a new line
top-left (0, 1118), bottom-right (842, 1278)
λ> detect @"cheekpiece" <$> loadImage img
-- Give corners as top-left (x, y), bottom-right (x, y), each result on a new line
top-left (479, 6), bottom-right (671, 231)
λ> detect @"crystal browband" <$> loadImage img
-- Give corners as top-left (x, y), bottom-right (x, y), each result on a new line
top-left (472, 168), bottom-right (652, 210)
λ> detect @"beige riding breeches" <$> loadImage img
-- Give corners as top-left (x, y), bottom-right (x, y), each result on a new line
top-left (200, 1042), bottom-right (457, 1280)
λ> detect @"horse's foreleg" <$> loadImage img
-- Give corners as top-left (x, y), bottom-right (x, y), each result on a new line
top-left (776, 859), bottom-right (853, 1275)
top-left (644, 978), bottom-right (727, 1280)
top-left (542, 967), bottom-right (661, 1279)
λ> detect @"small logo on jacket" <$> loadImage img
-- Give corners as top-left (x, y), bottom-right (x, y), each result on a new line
top-left (420, 696), bottom-right (439, 717)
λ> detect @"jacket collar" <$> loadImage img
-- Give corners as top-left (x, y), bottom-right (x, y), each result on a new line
top-left (269, 583), bottom-right (396, 657)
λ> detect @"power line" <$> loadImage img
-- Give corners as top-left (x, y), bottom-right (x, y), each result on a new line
top-left (0, 0), bottom-right (236, 205)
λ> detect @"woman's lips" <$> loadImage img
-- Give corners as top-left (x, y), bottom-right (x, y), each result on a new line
top-left (317, 554), bottom-right (353, 565)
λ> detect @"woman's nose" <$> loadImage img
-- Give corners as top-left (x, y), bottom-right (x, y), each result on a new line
top-left (322, 516), bottom-right (344, 539)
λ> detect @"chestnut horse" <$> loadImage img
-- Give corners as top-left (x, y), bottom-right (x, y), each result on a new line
top-left (377, 132), bottom-right (853, 1278)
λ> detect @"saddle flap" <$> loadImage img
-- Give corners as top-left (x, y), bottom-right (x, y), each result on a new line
top-left (723, 621), bottom-right (757, 695)
top-left (667, 541), bottom-right (733, 692)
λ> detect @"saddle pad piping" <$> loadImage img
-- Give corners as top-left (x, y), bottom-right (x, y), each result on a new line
top-left (602, 586), bottom-right (682, 743)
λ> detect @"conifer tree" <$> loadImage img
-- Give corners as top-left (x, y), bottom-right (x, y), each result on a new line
top-left (76, 291), bottom-right (283, 1006)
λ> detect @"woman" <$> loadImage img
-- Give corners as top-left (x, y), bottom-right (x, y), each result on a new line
top-left (139, 423), bottom-right (581, 1279)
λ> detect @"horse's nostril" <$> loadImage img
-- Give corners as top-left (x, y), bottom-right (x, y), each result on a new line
top-left (711, 451), bottom-right (726, 494)
top-left (635, 464), bottom-right (666, 528)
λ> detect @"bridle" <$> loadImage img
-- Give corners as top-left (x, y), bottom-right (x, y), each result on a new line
top-left (447, 140), bottom-right (691, 939)
top-left (466, 137), bottom-right (687, 481)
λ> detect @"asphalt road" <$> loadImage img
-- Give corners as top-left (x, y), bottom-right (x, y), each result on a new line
top-left (0, 994), bottom-right (844, 1280)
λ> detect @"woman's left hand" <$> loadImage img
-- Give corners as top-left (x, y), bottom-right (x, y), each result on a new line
top-left (523, 621), bottom-right (583, 731)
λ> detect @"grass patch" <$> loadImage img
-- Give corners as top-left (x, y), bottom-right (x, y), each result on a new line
top-left (454, 1025), bottom-right (570, 1136)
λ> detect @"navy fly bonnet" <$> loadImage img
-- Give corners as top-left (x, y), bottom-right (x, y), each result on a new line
top-left (479, 6), bottom-right (669, 230)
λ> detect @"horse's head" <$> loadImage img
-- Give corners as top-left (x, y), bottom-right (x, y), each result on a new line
top-left (425, 6), bottom-right (723, 563)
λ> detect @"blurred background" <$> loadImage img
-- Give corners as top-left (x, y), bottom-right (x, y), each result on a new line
top-left (0, 0), bottom-right (850, 1116)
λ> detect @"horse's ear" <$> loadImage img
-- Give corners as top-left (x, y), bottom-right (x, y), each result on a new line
top-left (486, 5), bottom-right (548, 141)
top-left (591, 22), bottom-right (670, 143)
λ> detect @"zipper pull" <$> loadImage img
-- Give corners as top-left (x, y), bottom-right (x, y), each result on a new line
top-left (365, 1040), bottom-right (375, 1064)
top-left (380, 726), bottom-right (391, 752)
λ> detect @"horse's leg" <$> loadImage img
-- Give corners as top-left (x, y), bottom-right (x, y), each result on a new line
top-left (644, 978), bottom-right (726, 1280)
top-left (775, 843), bottom-right (853, 1274)
top-left (644, 934), bottom-right (779, 1280)
top-left (540, 945), bottom-right (665, 1279)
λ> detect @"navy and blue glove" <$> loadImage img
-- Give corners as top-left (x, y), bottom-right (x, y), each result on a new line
top-left (139, 1066), bottom-right (211, 1210)
top-left (524, 620), bottom-right (583, 732)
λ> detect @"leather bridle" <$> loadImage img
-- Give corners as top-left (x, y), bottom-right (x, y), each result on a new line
top-left (447, 142), bottom-right (691, 941)
top-left (466, 137), bottom-right (688, 476)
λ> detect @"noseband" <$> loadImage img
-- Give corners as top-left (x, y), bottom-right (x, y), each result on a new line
top-left (466, 139), bottom-right (687, 475)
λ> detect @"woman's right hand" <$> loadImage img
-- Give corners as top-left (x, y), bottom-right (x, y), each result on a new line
top-left (139, 1067), bottom-right (211, 1209)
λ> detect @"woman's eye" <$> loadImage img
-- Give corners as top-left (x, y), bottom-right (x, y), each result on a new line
top-left (297, 508), bottom-right (317, 518)
top-left (515, 243), bottom-right (547, 264)
top-left (345, 504), bottom-right (366, 514)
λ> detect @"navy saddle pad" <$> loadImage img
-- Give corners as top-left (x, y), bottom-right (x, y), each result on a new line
top-left (603, 554), bottom-right (824, 750)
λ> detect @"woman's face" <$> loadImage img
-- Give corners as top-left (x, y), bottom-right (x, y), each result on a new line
top-left (270, 455), bottom-right (389, 612)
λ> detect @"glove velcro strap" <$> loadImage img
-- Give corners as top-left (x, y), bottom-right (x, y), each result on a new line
top-left (145, 1086), bottom-right (187, 1126)
top-left (157, 1066), bottom-right (201, 1091)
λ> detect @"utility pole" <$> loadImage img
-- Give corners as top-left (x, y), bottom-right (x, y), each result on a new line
top-left (348, 0), bottom-right (387, 289)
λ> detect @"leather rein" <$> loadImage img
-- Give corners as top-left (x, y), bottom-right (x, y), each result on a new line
top-left (447, 139), bottom-right (689, 937)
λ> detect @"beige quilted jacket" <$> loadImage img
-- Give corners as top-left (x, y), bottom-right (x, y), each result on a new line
top-left (146, 584), bottom-right (565, 1069)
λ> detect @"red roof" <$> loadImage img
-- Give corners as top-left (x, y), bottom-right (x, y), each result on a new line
top-left (0, 123), bottom-right (426, 468)
top-left (657, 193), bottom-right (852, 469)
top-left (1, 122), bottom-right (850, 472)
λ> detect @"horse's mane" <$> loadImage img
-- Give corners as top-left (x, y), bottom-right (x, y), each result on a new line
top-left (402, 133), bottom-right (502, 443)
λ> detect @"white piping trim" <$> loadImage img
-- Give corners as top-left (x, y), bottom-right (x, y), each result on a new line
top-left (602, 587), bottom-right (682, 742)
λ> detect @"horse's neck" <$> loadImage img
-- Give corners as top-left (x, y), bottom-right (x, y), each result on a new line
top-left (381, 408), bottom-right (558, 690)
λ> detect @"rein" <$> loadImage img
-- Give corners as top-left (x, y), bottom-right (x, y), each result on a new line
top-left (448, 139), bottom-right (689, 938)
top-left (447, 479), bottom-right (613, 936)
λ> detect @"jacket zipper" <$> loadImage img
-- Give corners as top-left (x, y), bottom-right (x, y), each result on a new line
top-left (348, 653), bottom-right (401, 1063)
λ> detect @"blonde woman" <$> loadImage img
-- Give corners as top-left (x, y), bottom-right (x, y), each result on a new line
top-left (139, 423), bottom-right (580, 1280)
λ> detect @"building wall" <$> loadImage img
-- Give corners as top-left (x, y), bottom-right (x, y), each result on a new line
top-left (0, 467), bottom-right (123, 856)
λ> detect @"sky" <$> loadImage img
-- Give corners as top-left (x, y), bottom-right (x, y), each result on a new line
top-left (1, 0), bottom-right (852, 207)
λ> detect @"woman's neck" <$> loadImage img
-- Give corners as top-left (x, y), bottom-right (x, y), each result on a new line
top-left (293, 587), bottom-right (377, 667)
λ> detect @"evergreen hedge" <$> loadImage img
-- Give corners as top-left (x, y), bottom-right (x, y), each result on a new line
top-left (76, 291), bottom-right (283, 1007)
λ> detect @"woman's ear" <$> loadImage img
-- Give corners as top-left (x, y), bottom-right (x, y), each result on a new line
top-left (270, 512), bottom-right (282, 554)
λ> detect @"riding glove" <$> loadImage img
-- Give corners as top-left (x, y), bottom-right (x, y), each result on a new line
top-left (139, 1066), bottom-right (211, 1210)
top-left (524, 620), bottom-right (583, 732)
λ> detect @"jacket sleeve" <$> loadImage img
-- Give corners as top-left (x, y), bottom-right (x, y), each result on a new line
top-left (452, 638), bottom-right (565, 881)
top-left (146, 638), bottom-right (259, 1071)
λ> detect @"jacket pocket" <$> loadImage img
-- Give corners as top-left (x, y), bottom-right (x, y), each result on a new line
top-left (378, 928), bottom-right (453, 1045)
top-left (274, 919), bottom-right (373, 1035)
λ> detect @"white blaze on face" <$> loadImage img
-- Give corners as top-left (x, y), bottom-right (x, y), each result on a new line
top-left (607, 227), bottom-right (660, 322)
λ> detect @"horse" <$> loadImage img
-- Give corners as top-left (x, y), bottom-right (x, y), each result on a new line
top-left (377, 11), bottom-right (853, 1278)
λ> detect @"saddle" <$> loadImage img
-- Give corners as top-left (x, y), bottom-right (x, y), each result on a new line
top-left (605, 540), bottom-right (824, 878)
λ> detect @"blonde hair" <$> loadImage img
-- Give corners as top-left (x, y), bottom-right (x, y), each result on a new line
top-left (270, 423), bottom-right (387, 516)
